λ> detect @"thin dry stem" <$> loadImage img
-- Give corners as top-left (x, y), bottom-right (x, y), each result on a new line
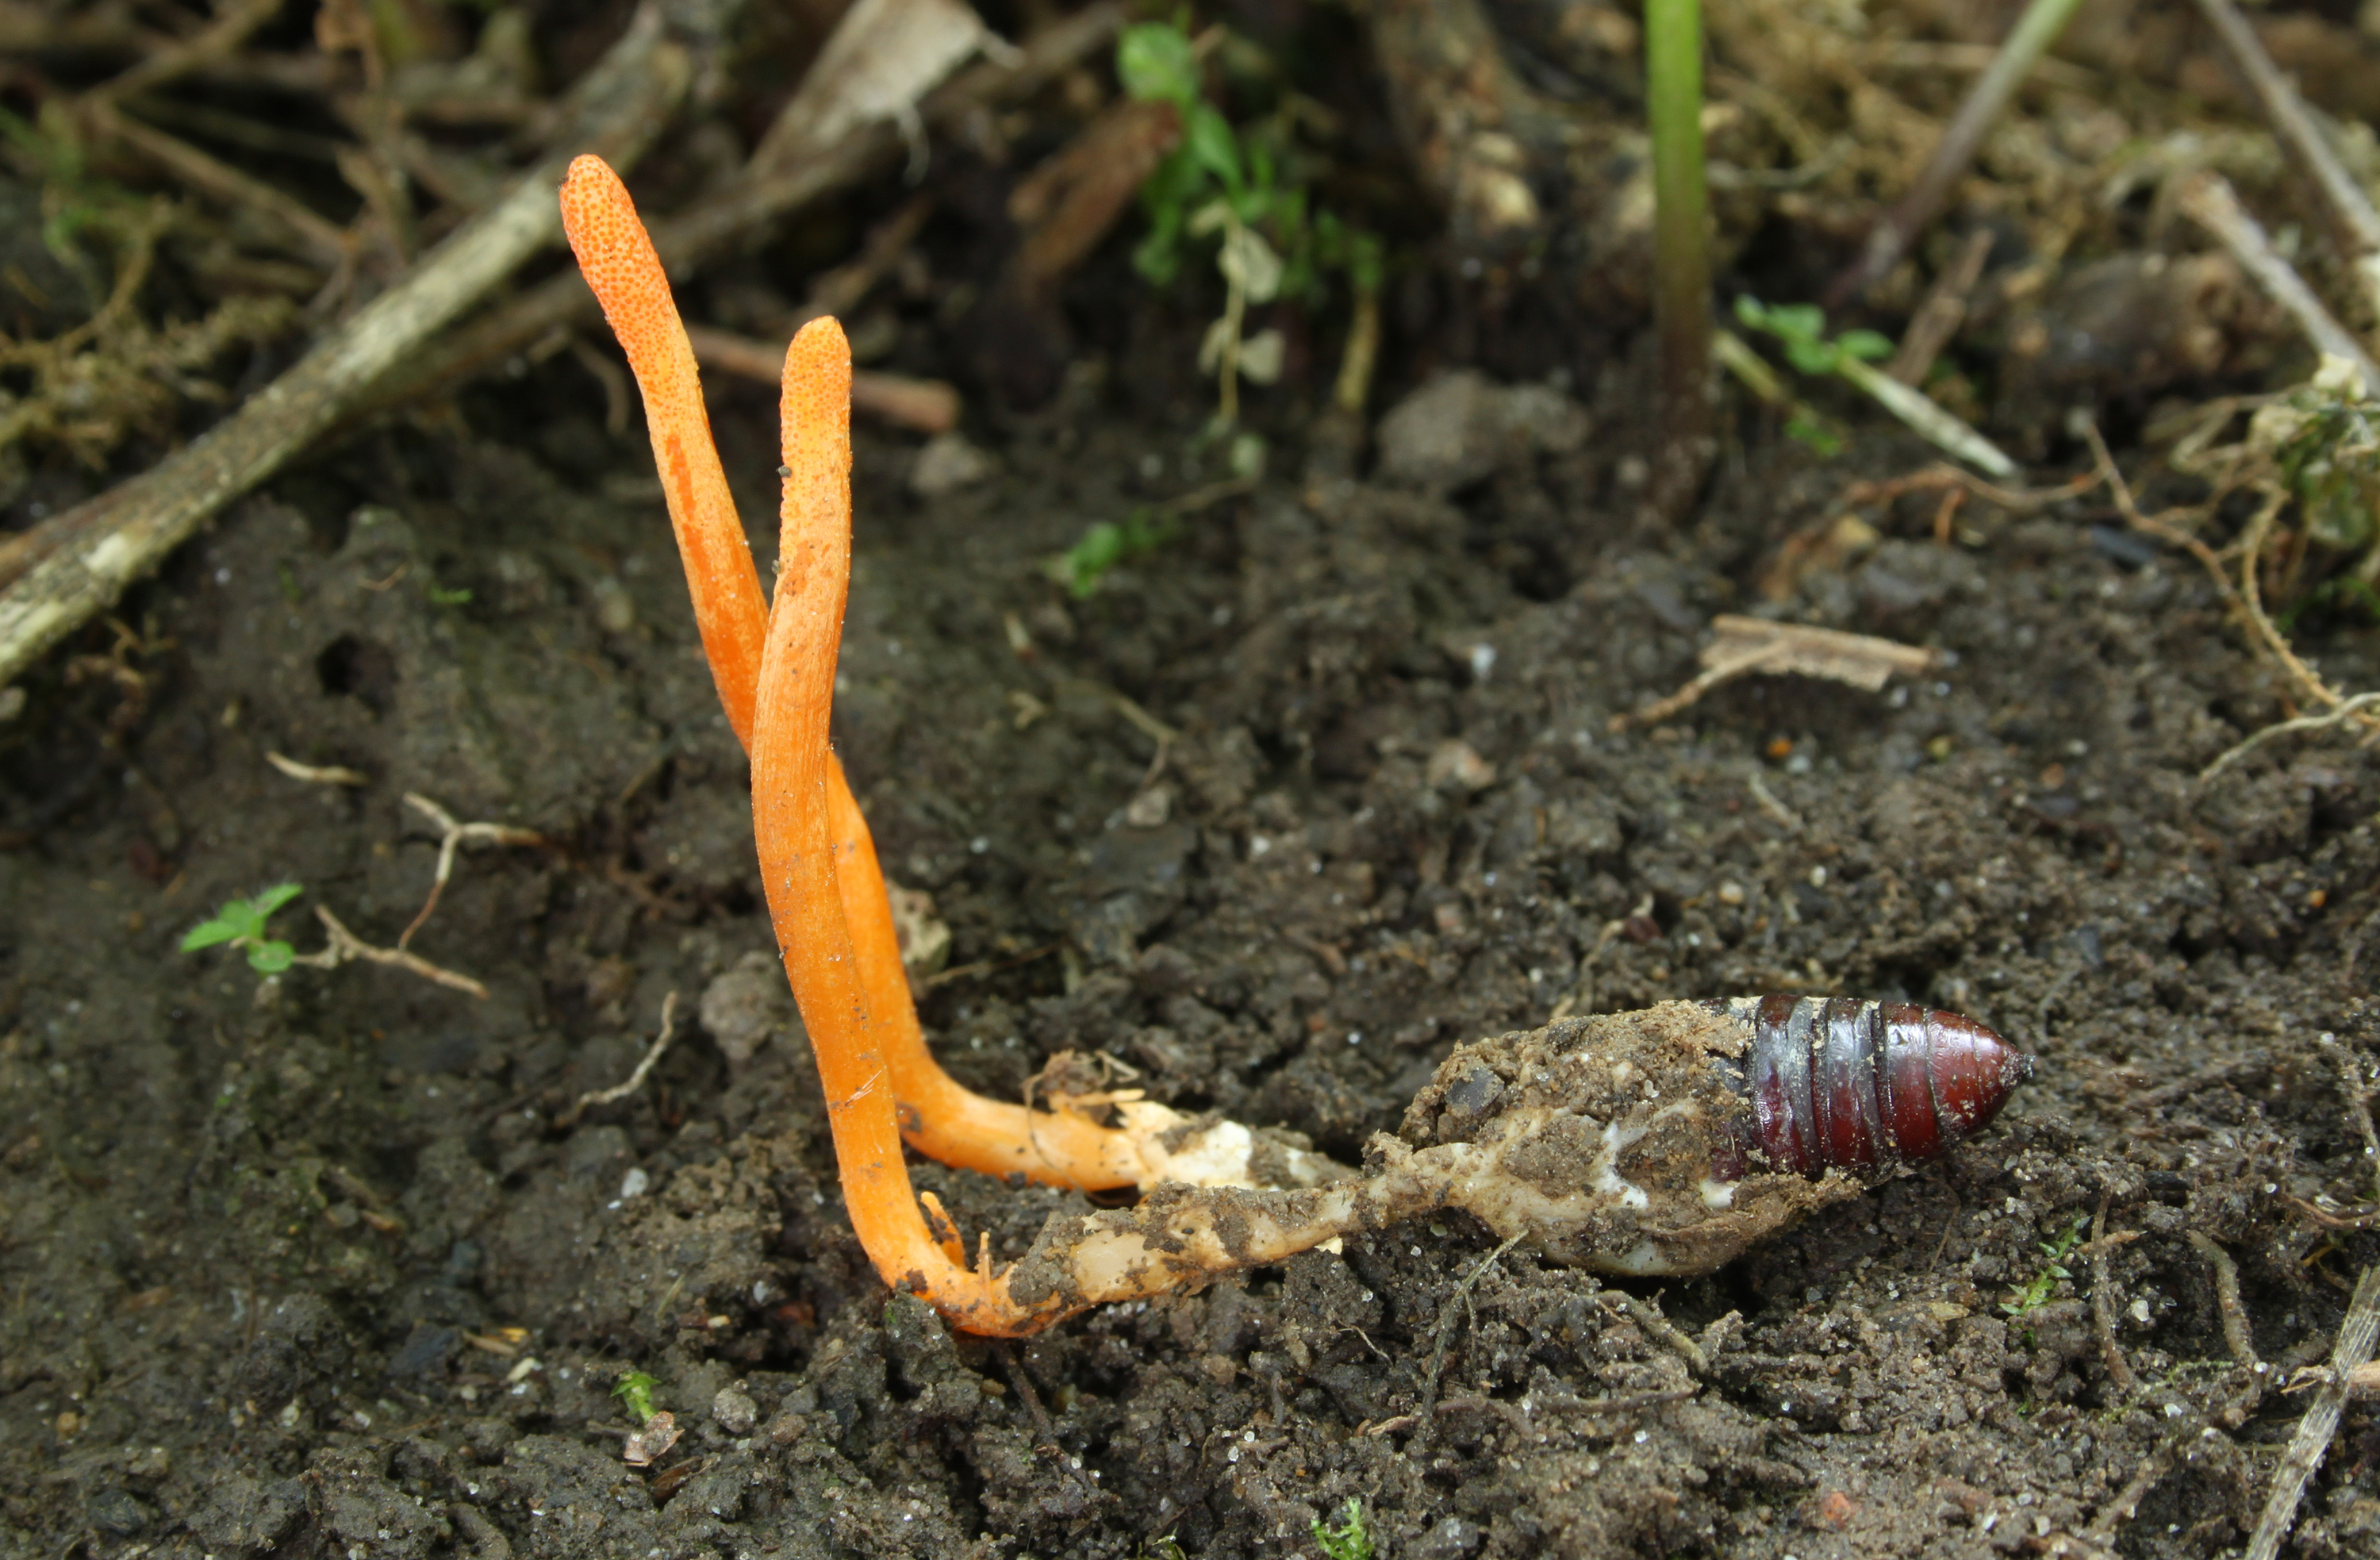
top-left (265, 751), bottom-right (367, 787)
top-left (2244, 1264), bottom-right (2380, 1560)
top-left (565, 993), bottom-right (682, 1125)
top-left (296, 905), bottom-right (489, 997)
top-left (398, 793), bottom-right (543, 951)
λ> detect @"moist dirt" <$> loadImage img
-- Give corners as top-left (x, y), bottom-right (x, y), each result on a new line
top-left (3, 341), bottom-right (2378, 1560)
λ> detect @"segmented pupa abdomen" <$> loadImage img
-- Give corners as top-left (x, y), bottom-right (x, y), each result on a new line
top-left (1713, 995), bottom-right (2033, 1176)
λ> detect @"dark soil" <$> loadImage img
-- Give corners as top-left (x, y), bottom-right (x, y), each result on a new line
top-left (6, 297), bottom-right (2380, 1560)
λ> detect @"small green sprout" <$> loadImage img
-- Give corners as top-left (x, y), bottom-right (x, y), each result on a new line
top-left (2001, 1212), bottom-right (2090, 1326)
top-left (1733, 297), bottom-right (1893, 377)
top-left (427, 581), bottom-right (473, 607)
top-left (181, 884), bottom-right (305, 974)
top-left (1046, 507), bottom-right (1180, 598)
top-left (612, 1370), bottom-right (661, 1425)
top-left (1729, 294), bottom-right (2017, 477)
top-left (1311, 1498), bottom-right (1374, 1560)
top-left (1118, 18), bottom-right (1382, 431)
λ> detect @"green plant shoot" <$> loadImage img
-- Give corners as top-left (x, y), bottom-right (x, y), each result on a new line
top-left (1046, 506), bottom-right (1180, 598)
top-left (612, 1370), bottom-right (661, 1425)
top-left (1733, 298), bottom-right (1894, 375)
top-left (1733, 294), bottom-right (2017, 476)
top-left (1646, 0), bottom-right (1714, 517)
top-left (1117, 19), bottom-right (1382, 431)
top-left (181, 884), bottom-right (305, 974)
top-left (2001, 1212), bottom-right (2089, 1325)
top-left (1311, 1497), bottom-right (1374, 1560)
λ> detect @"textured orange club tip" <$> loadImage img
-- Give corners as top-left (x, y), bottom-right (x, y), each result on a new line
top-left (559, 156), bottom-right (690, 409)
top-left (559, 154), bottom-right (766, 749)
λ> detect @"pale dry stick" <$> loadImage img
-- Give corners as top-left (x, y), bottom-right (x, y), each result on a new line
top-left (1615, 617), bottom-right (1936, 732)
top-left (564, 992), bottom-right (681, 1126)
top-left (398, 793), bottom-right (544, 951)
top-left (1888, 229), bottom-right (1996, 386)
top-left (681, 324), bottom-right (961, 433)
top-left (376, 3), bottom-right (1123, 412)
top-left (2177, 171), bottom-right (2380, 398)
top-left (2318, 1031), bottom-right (2380, 1205)
top-left (295, 905), bottom-right (489, 997)
top-left (265, 751), bottom-right (367, 787)
top-left (0, 2), bottom-right (693, 688)
top-left (1827, 0), bottom-right (2089, 306)
top-left (2187, 0), bottom-right (2380, 321)
top-left (2244, 1264), bottom-right (2380, 1560)
top-left (83, 0), bottom-right (284, 108)
top-left (2087, 1194), bottom-right (2138, 1395)
top-left (1745, 772), bottom-right (1803, 833)
top-left (2200, 692), bottom-right (2380, 781)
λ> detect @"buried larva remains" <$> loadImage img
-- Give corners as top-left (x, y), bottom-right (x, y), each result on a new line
top-left (969, 997), bottom-right (2032, 1321)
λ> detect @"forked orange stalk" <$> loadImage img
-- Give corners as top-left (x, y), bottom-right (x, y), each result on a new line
top-left (560, 156), bottom-right (1150, 1194)
top-left (559, 156), bottom-right (1345, 1332)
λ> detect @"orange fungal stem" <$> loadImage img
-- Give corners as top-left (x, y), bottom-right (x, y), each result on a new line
top-left (748, 317), bottom-right (1051, 1333)
top-left (562, 153), bottom-right (1141, 1196)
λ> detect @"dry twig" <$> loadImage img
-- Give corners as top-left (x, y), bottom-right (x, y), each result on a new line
top-left (564, 993), bottom-right (682, 1126)
top-left (2088, 1194), bottom-right (2137, 1395)
top-left (399, 793), bottom-right (543, 951)
top-left (2199, 692), bottom-right (2380, 782)
top-left (265, 751), bottom-right (368, 787)
top-left (295, 905), bottom-right (489, 997)
top-left (0, 2), bottom-right (700, 688)
top-left (1827, 0), bottom-right (2088, 305)
top-left (2176, 171), bottom-right (2380, 397)
top-left (2186, 0), bottom-right (2380, 321)
top-left (2244, 1264), bottom-right (2380, 1560)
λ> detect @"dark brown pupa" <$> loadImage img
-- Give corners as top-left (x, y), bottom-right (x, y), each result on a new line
top-left (1710, 995), bottom-right (2033, 1177)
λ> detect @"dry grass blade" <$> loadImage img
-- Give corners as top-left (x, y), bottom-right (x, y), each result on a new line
top-left (2245, 1264), bottom-right (2380, 1560)
top-left (751, 0), bottom-right (1005, 175)
top-left (2187, 0), bottom-right (2380, 317)
top-left (2176, 171), bottom-right (2380, 397)
top-left (1614, 615), bottom-right (1937, 731)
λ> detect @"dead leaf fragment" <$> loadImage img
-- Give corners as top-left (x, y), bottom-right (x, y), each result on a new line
top-left (622, 1410), bottom-right (681, 1467)
top-left (1614, 615), bottom-right (1937, 731)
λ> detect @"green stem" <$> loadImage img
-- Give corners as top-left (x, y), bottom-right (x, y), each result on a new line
top-left (1646, 0), bottom-right (1711, 518)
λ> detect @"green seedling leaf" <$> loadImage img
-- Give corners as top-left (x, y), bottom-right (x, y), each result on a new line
top-left (183, 884), bottom-right (304, 975)
top-left (1118, 21), bottom-right (1200, 108)
top-left (248, 939), bottom-right (297, 975)
top-left (1047, 507), bottom-right (1181, 597)
top-left (1312, 1499), bottom-right (1375, 1560)
top-left (1184, 103), bottom-right (1243, 192)
top-left (612, 1370), bottom-right (661, 1425)
top-left (1836, 329), bottom-right (1894, 362)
